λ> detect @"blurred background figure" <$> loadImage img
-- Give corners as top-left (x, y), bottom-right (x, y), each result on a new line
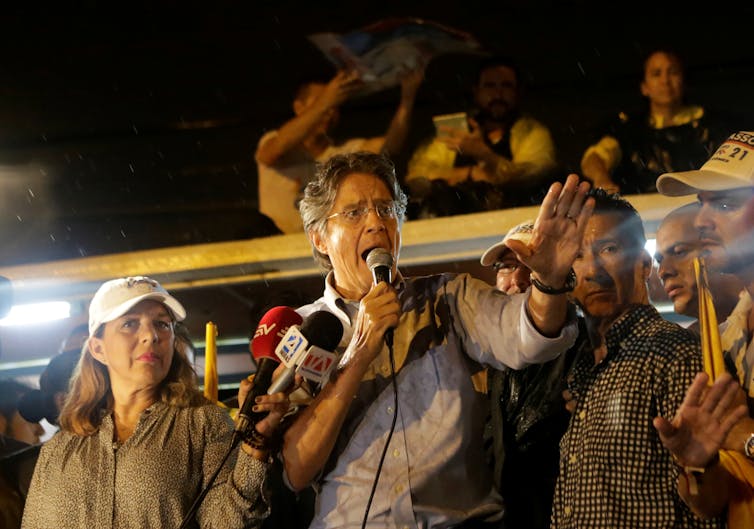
top-left (406, 55), bottom-right (558, 217)
top-left (0, 379), bottom-right (43, 529)
top-left (654, 202), bottom-right (742, 333)
top-left (580, 47), bottom-right (731, 195)
top-left (0, 379), bottom-right (44, 446)
top-left (18, 323), bottom-right (88, 429)
top-left (255, 67), bottom-right (423, 234)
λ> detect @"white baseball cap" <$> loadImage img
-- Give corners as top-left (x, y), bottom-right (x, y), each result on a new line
top-left (88, 276), bottom-right (186, 335)
top-left (480, 220), bottom-right (534, 267)
top-left (656, 131), bottom-right (754, 196)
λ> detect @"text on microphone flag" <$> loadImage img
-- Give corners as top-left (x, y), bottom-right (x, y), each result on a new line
top-left (276, 325), bottom-right (308, 367)
top-left (297, 346), bottom-right (338, 384)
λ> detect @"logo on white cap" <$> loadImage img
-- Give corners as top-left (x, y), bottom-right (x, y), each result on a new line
top-left (656, 131), bottom-right (754, 196)
top-left (88, 276), bottom-right (186, 335)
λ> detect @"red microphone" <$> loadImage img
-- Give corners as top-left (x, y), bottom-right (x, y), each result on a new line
top-left (249, 306), bottom-right (303, 364)
top-left (234, 306), bottom-right (302, 441)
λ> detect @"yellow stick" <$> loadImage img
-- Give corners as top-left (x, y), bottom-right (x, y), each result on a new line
top-left (204, 322), bottom-right (218, 402)
top-left (694, 257), bottom-right (725, 382)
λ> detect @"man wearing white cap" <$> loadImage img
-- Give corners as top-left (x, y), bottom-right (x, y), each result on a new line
top-left (480, 220), bottom-right (535, 294)
top-left (655, 131), bottom-right (754, 520)
top-left (480, 219), bottom-right (583, 529)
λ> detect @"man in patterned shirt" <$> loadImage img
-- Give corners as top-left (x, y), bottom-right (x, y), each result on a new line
top-left (552, 189), bottom-right (723, 528)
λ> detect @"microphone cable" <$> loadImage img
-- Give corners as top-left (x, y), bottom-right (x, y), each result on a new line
top-left (361, 337), bottom-right (399, 529)
top-left (179, 433), bottom-right (240, 529)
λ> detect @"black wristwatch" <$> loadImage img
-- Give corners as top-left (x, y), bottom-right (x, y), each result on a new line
top-left (530, 269), bottom-right (577, 295)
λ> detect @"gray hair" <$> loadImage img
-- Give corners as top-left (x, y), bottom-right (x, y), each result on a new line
top-left (300, 151), bottom-right (408, 271)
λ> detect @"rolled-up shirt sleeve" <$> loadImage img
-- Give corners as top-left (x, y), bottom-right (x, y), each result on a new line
top-left (449, 274), bottom-right (578, 370)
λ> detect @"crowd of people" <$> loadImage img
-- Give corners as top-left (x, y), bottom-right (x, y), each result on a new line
top-left (1, 44), bottom-right (753, 529)
top-left (254, 47), bottom-right (736, 235)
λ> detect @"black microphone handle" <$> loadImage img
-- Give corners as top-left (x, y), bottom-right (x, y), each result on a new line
top-left (234, 357), bottom-right (278, 435)
top-left (372, 265), bottom-right (391, 285)
top-left (371, 265), bottom-right (394, 347)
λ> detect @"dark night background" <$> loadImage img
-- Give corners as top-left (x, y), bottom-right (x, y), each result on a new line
top-left (2, 1), bottom-right (754, 266)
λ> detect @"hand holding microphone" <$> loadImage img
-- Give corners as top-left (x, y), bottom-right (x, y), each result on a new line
top-left (233, 306), bottom-right (302, 447)
top-left (234, 306), bottom-right (344, 447)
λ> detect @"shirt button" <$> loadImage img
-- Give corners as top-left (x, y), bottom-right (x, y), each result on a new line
top-left (564, 506), bottom-right (572, 517)
top-left (382, 366), bottom-right (390, 374)
top-left (395, 484), bottom-right (404, 494)
top-left (392, 449), bottom-right (400, 458)
top-left (387, 406), bottom-right (394, 414)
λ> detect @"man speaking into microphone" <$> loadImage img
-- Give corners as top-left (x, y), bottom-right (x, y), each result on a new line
top-left (282, 151), bottom-right (594, 529)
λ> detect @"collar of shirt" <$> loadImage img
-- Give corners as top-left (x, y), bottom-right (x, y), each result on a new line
top-left (322, 270), bottom-right (407, 320)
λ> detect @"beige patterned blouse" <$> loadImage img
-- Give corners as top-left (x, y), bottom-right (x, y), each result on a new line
top-left (21, 400), bottom-right (270, 528)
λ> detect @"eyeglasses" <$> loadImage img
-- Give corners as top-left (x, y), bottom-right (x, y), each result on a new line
top-left (327, 201), bottom-right (399, 224)
top-left (492, 261), bottom-right (527, 275)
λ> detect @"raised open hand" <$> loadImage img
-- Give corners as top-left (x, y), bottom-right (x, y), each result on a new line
top-left (653, 372), bottom-right (748, 468)
top-left (505, 174), bottom-right (594, 287)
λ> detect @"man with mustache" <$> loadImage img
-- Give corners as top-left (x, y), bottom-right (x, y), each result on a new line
top-left (552, 189), bottom-right (725, 528)
top-left (405, 56), bottom-right (558, 215)
top-left (655, 202), bottom-right (742, 334)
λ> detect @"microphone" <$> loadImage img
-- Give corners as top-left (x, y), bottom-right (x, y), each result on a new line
top-left (366, 248), bottom-right (395, 347)
top-left (267, 310), bottom-right (344, 395)
top-left (234, 306), bottom-right (302, 442)
top-left (366, 247), bottom-right (392, 285)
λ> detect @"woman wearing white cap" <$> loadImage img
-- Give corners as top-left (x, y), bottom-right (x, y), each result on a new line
top-left (22, 276), bottom-right (289, 529)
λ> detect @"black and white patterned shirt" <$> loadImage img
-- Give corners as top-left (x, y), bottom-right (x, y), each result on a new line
top-left (552, 304), bottom-right (724, 529)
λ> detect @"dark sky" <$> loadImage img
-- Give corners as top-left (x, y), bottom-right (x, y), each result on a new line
top-left (1, 2), bottom-right (753, 266)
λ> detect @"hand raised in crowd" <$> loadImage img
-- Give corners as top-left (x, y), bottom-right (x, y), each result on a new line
top-left (653, 372), bottom-right (747, 468)
top-left (506, 174), bottom-right (594, 288)
top-left (398, 63), bottom-right (425, 103)
top-left (318, 70), bottom-right (365, 110)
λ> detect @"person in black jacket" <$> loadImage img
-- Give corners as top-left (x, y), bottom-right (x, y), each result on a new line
top-left (480, 220), bottom-right (584, 529)
top-left (580, 47), bottom-right (731, 195)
